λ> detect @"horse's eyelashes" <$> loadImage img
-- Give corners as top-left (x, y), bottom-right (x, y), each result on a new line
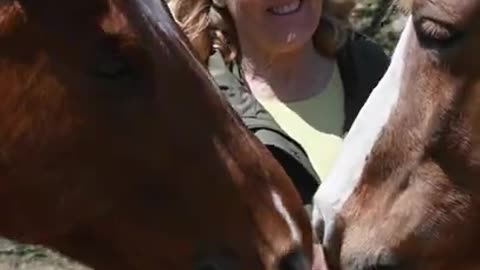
top-left (419, 19), bottom-right (454, 41)
top-left (414, 17), bottom-right (466, 50)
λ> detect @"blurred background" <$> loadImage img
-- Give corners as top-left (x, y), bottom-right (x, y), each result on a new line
top-left (350, 0), bottom-right (406, 54)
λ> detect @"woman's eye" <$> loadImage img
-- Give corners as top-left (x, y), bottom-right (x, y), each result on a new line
top-left (415, 17), bottom-right (464, 49)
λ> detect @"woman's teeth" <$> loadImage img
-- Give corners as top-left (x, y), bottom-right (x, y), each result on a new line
top-left (268, 1), bottom-right (301, 15)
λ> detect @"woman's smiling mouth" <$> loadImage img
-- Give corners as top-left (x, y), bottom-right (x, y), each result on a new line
top-left (267, 0), bottom-right (302, 15)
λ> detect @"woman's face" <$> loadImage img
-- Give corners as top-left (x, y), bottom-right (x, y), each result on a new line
top-left (224, 0), bottom-right (323, 54)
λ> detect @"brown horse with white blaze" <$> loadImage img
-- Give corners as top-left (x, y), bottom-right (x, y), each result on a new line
top-left (0, 0), bottom-right (314, 269)
top-left (312, 0), bottom-right (480, 269)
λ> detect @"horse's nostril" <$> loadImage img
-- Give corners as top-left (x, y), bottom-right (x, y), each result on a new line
top-left (277, 248), bottom-right (308, 270)
top-left (194, 249), bottom-right (239, 270)
top-left (196, 261), bottom-right (221, 270)
top-left (312, 214), bottom-right (325, 243)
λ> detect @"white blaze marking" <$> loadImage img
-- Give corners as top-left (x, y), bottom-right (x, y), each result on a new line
top-left (272, 191), bottom-right (302, 244)
top-left (311, 17), bottom-right (414, 236)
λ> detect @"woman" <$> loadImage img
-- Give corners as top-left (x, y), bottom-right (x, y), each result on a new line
top-left (168, 0), bottom-right (389, 206)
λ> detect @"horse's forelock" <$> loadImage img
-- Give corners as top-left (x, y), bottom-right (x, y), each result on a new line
top-left (396, 0), bottom-right (413, 14)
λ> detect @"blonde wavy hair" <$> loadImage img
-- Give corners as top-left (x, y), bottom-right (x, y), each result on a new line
top-left (168, 0), bottom-right (355, 64)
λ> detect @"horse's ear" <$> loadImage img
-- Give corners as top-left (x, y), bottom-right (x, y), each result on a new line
top-left (0, 1), bottom-right (25, 36)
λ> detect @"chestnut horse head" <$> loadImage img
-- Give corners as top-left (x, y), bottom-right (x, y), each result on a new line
top-left (312, 0), bottom-right (480, 269)
top-left (0, 0), bottom-right (313, 269)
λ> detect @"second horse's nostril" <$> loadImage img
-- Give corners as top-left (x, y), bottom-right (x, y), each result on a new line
top-left (345, 250), bottom-right (406, 270)
top-left (311, 205), bottom-right (325, 243)
top-left (360, 264), bottom-right (402, 270)
top-left (313, 215), bottom-right (325, 243)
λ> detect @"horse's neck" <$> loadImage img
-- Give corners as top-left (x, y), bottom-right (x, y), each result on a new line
top-left (44, 228), bottom-right (132, 270)
top-left (39, 213), bottom-right (189, 270)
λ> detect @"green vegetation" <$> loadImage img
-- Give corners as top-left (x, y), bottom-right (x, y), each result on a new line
top-left (350, 0), bottom-right (406, 54)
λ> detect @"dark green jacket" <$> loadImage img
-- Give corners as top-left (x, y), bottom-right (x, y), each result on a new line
top-left (208, 32), bottom-right (390, 204)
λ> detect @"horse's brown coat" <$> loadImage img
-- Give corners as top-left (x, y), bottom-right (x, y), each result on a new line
top-left (0, 0), bottom-right (313, 269)
top-left (321, 0), bottom-right (480, 269)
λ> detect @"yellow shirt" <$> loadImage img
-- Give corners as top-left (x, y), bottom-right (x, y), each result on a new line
top-left (256, 64), bottom-right (345, 182)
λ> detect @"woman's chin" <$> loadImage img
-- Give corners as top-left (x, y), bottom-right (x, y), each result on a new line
top-left (264, 33), bottom-right (315, 54)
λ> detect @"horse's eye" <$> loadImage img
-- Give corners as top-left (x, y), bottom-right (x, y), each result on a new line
top-left (91, 55), bottom-right (132, 79)
top-left (414, 17), bottom-right (465, 49)
top-left (89, 37), bottom-right (135, 80)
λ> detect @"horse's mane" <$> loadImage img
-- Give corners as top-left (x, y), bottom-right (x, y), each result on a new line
top-left (0, 0), bottom-right (25, 36)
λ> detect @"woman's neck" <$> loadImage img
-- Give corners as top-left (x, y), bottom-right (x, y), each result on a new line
top-left (240, 41), bottom-right (334, 102)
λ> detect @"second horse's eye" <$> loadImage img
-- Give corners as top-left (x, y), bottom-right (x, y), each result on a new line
top-left (419, 19), bottom-right (453, 41)
top-left (414, 17), bottom-right (465, 49)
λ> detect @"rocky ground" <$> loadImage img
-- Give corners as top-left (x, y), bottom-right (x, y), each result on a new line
top-left (0, 239), bottom-right (89, 270)
top-left (0, 1), bottom-right (407, 269)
